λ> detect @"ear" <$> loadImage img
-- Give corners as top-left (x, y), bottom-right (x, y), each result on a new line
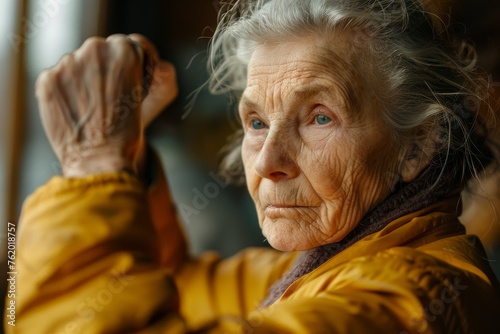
top-left (400, 134), bottom-right (437, 183)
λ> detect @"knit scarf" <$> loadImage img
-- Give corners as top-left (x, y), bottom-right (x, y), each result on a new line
top-left (260, 157), bottom-right (467, 307)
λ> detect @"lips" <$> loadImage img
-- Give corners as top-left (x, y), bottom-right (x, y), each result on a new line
top-left (266, 204), bottom-right (301, 209)
top-left (264, 204), bottom-right (317, 218)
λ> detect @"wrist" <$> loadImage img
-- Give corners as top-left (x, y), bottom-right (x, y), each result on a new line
top-left (61, 145), bottom-right (139, 178)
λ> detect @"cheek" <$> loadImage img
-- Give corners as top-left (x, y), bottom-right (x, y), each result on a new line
top-left (303, 129), bottom-right (399, 211)
top-left (241, 138), bottom-right (260, 196)
top-left (309, 153), bottom-right (345, 197)
top-left (342, 137), bottom-right (402, 208)
top-left (297, 134), bottom-right (349, 198)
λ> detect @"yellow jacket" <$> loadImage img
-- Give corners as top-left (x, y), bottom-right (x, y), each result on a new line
top-left (5, 166), bottom-right (500, 333)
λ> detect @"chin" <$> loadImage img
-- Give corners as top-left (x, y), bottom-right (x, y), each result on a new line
top-left (263, 227), bottom-right (316, 252)
top-left (268, 239), bottom-right (306, 252)
top-left (263, 221), bottom-right (352, 252)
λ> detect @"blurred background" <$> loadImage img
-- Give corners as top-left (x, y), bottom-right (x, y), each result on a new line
top-left (1, 1), bottom-right (500, 331)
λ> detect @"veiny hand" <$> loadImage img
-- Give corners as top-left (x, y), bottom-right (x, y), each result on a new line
top-left (36, 34), bottom-right (177, 178)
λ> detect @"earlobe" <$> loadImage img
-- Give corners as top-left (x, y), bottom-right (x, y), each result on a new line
top-left (398, 121), bottom-right (442, 183)
top-left (401, 150), bottom-right (426, 182)
top-left (400, 140), bottom-right (434, 183)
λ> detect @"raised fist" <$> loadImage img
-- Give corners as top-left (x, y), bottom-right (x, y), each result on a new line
top-left (36, 34), bottom-right (177, 177)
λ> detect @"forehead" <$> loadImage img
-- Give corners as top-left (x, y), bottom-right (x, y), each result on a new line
top-left (244, 36), bottom-right (365, 110)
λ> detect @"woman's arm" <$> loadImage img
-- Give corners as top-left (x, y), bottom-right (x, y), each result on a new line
top-left (10, 35), bottom-right (300, 333)
top-left (8, 34), bottom-right (187, 333)
top-left (12, 172), bottom-right (185, 333)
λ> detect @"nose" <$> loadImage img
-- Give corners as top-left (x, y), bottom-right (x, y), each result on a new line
top-left (254, 129), bottom-right (300, 182)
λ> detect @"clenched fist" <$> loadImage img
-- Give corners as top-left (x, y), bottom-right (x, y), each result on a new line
top-left (36, 34), bottom-right (177, 178)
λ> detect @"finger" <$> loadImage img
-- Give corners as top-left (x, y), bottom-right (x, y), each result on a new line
top-left (105, 34), bottom-right (141, 60)
top-left (106, 33), bottom-right (129, 42)
top-left (141, 60), bottom-right (178, 128)
top-left (38, 54), bottom-right (81, 128)
top-left (127, 34), bottom-right (159, 98)
top-left (126, 34), bottom-right (159, 61)
top-left (106, 34), bottom-right (144, 66)
top-left (56, 53), bottom-right (89, 128)
top-left (75, 37), bottom-right (114, 125)
top-left (104, 35), bottom-right (144, 112)
top-left (36, 69), bottom-right (77, 142)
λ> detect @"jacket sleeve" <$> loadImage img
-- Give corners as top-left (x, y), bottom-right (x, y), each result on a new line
top-left (173, 247), bottom-right (298, 330)
top-left (9, 172), bottom-right (185, 333)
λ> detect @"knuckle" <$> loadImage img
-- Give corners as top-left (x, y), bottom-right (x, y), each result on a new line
top-left (81, 36), bottom-right (106, 49)
top-left (36, 54), bottom-right (76, 98)
top-left (164, 62), bottom-right (177, 79)
top-left (110, 39), bottom-right (142, 64)
top-left (77, 36), bottom-right (107, 59)
top-left (47, 53), bottom-right (76, 85)
top-left (128, 33), bottom-right (158, 61)
top-left (107, 34), bottom-right (150, 66)
top-left (106, 33), bottom-right (128, 42)
top-left (57, 53), bottom-right (75, 68)
top-left (127, 33), bottom-right (147, 42)
top-left (35, 70), bottom-right (56, 97)
top-left (127, 34), bottom-right (150, 51)
top-left (113, 38), bottom-right (136, 52)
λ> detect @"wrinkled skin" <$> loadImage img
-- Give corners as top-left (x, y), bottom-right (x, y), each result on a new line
top-left (240, 36), bottom-right (415, 251)
top-left (36, 34), bottom-right (177, 177)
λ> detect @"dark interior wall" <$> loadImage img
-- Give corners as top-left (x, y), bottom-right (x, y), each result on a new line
top-left (444, 0), bottom-right (500, 75)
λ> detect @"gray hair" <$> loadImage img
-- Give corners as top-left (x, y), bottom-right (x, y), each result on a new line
top-left (208, 0), bottom-right (495, 184)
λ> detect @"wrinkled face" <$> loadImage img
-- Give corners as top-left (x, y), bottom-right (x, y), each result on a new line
top-left (240, 36), bottom-right (403, 251)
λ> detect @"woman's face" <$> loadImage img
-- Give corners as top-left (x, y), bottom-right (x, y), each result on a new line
top-left (240, 36), bottom-right (404, 251)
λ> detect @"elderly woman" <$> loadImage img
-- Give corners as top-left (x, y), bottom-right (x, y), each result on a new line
top-left (9, 0), bottom-right (500, 333)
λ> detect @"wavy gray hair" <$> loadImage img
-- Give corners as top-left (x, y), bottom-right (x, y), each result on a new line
top-left (208, 0), bottom-right (495, 184)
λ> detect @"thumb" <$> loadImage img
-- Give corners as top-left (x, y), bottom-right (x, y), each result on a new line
top-left (141, 60), bottom-right (178, 128)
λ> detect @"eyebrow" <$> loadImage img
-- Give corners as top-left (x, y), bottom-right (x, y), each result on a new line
top-left (239, 84), bottom-right (337, 112)
top-left (292, 85), bottom-right (333, 101)
top-left (239, 96), bottom-right (259, 112)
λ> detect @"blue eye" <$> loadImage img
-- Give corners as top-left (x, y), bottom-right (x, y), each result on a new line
top-left (251, 119), bottom-right (266, 129)
top-left (315, 115), bottom-right (332, 125)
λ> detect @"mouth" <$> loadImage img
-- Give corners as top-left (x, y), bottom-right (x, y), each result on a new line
top-left (264, 205), bottom-right (317, 218)
top-left (267, 204), bottom-right (302, 208)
